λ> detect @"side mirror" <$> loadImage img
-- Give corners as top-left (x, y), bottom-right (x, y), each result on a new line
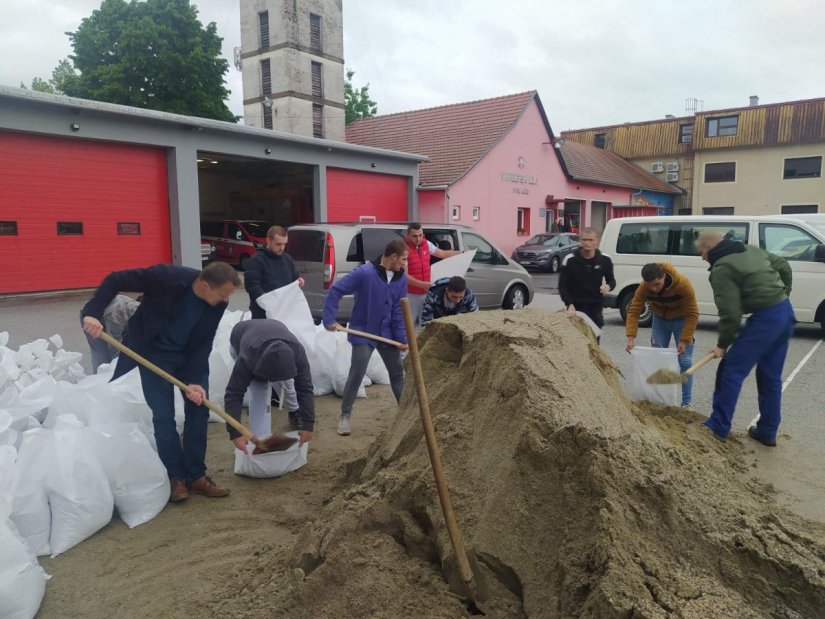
top-left (814, 243), bottom-right (825, 263)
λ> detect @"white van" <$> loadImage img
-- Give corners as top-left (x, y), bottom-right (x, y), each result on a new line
top-left (600, 215), bottom-right (825, 332)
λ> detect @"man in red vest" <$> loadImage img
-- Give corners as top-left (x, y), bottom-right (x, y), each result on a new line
top-left (404, 222), bottom-right (461, 325)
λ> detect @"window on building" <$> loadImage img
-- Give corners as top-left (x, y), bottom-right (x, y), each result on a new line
top-left (594, 133), bottom-right (606, 149)
top-left (0, 221), bottom-right (17, 235)
top-left (260, 59), bottom-right (271, 96)
top-left (117, 222), bottom-right (140, 235)
top-left (472, 206), bottom-right (480, 221)
top-left (759, 223), bottom-right (820, 261)
top-left (517, 208), bottom-right (530, 235)
top-left (781, 204), bottom-right (818, 214)
top-left (615, 222), bottom-right (669, 254)
top-left (706, 115), bottom-right (738, 137)
top-left (704, 162), bottom-right (736, 183)
top-left (258, 11), bottom-right (270, 48)
top-left (678, 124), bottom-right (693, 144)
top-left (673, 222), bottom-right (748, 256)
top-left (451, 205), bottom-right (461, 220)
top-left (312, 103), bottom-right (324, 138)
top-left (311, 61), bottom-right (323, 98)
top-left (309, 13), bottom-right (322, 51)
top-left (783, 156), bottom-right (822, 179)
top-left (702, 207), bottom-right (735, 215)
top-left (57, 222), bottom-right (83, 235)
top-left (263, 104), bottom-right (273, 130)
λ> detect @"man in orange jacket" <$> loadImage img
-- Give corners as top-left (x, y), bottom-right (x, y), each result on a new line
top-left (625, 263), bottom-right (699, 407)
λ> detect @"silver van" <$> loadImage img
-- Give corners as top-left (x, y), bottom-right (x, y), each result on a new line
top-left (287, 223), bottom-right (534, 322)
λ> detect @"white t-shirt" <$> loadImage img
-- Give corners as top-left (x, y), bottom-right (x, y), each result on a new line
top-left (427, 240), bottom-right (437, 254)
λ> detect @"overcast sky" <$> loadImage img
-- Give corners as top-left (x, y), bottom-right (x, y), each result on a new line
top-left (2, 0), bottom-right (825, 130)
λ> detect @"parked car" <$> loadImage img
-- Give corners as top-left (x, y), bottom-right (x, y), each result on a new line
top-left (201, 242), bottom-right (216, 265)
top-left (200, 219), bottom-right (271, 269)
top-left (511, 233), bottom-right (580, 272)
top-left (287, 222), bottom-right (535, 323)
top-left (599, 214), bottom-right (825, 331)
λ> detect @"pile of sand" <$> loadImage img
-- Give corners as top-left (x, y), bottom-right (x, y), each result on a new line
top-left (207, 310), bottom-right (825, 618)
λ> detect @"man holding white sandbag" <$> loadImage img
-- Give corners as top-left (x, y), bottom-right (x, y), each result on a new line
top-left (625, 263), bottom-right (699, 407)
top-left (224, 319), bottom-right (314, 451)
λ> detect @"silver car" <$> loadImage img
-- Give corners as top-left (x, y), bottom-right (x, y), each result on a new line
top-left (287, 223), bottom-right (535, 322)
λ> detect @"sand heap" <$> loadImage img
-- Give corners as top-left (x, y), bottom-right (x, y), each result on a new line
top-left (208, 310), bottom-right (825, 618)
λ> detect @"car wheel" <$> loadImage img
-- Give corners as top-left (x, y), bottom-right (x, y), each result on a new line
top-left (239, 253), bottom-right (250, 270)
top-left (619, 290), bottom-right (653, 327)
top-left (503, 284), bottom-right (528, 310)
top-left (548, 256), bottom-right (560, 273)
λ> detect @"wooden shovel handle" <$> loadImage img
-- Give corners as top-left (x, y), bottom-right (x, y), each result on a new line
top-left (97, 331), bottom-right (257, 443)
top-left (400, 298), bottom-right (476, 597)
top-left (335, 325), bottom-right (405, 349)
top-left (684, 352), bottom-right (717, 376)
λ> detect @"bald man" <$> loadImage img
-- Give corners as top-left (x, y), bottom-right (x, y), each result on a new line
top-left (695, 230), bottom-right (793, 446)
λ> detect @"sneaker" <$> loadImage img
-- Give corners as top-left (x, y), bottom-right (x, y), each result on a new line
top-left (187, 475), bottom-right (230, 498)
top-left (337, 414), bottom-right (352, 436)
top-left (169, 479), bottom-right (188, 502)
top-left (747, 426), bottom-right (777, 447)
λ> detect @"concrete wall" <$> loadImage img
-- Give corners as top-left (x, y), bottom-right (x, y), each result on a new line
top-left (693, 143), bottom-right (825, 215)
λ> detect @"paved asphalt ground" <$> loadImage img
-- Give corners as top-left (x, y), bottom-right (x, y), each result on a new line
top-left (1, 272), bottom-right (823, 521)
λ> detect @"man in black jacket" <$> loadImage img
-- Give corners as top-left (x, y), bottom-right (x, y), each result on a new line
top-left (244, 225), bottom-right (304, 319)
top-left (224, 319), bottom-right (314, 450)
top-left (81, 261), bottom-right (241, 503)
top-left (558, 227), bottom-right (616, 329)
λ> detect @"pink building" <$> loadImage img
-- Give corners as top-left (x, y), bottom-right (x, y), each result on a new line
top-left (347, 92), bottom-right (679, 256)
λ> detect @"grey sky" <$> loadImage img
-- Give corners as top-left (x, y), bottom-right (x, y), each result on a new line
top-left (3, 0), bottom-right (824, 131)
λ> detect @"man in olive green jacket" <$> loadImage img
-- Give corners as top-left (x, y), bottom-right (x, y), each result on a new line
top-left (696, 231), bottom-right (794, 446)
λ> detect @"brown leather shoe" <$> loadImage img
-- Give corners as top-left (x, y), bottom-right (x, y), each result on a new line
top-left (188, 475), bottom-right (230, 498)
top-left (169, 479), bottom-right (189, 502)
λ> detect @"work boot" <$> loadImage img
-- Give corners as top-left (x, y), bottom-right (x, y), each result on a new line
top-left (701, 422), bottom-right (727, 443)
top-left (747, 426), bottom-right (777, 447)
top-left (188, 476), bottom-right (231, 498)
top-left (169, 479), bottom-right (188, 503)
top-left (337, 414), bottom-right (352, 436)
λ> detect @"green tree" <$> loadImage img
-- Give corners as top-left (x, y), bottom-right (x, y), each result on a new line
top-left (23, 60), bottom-right (77, 94)
top-left (344, 69), bottom-right (377, 125)
top-left (61, 0), bottom-right (235, 122)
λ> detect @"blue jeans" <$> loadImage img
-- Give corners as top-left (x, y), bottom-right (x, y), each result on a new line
top-left (704, 299), bottom-right (794, 440)
top-left (342, 344), bottom-right (404, 416)
top-left (138, 350), bottom-right (209, 482)
top-left (650, 315), bottom-right (694, 406)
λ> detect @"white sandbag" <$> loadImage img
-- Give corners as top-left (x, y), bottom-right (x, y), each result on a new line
top-left (0, 520), bottom-right (48, 619)
top-left (46, 416), bottom-right (114, 556)
top-left (256, 281), bottom-right (318, 355)
top-left (0, 381), bottom-right (53, 431)
top-left (208, 310), bottom-right (245, 407)
top-left (575, 311), bottom-right (602, 339)
top-left (310, 327), bottom-right (336, 395)
top-left (10, 429), bottom-right (53, 556)
top-left (233, 432), bottom-right (308, 478)
top-left (365, 349), bottom-right (391, 385)
top-left (332, 334), bottom-right (366, 398)
top-left (627, 346), bottom-right (680, 406)
top-left (0, 445), bottom-right (16, 512)
top-left (85, 424), bottom-right (169, 528)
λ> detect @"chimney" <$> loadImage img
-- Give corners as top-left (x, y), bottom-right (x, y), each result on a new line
top-left (749, 95), bottom-right (759, 106)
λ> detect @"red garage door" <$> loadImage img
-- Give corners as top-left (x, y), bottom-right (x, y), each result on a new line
top-left (0, 131), bottom-right (172, 294)
top-left (326, 168), bottom-right (408, 222)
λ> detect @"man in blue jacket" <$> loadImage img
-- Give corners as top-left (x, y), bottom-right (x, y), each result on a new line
top-left (420, 276), bottom-right (479, 326)
top-left (323, 239), bottom-right (409, 436)
top-left (81, 261), bottom-right (241, 503)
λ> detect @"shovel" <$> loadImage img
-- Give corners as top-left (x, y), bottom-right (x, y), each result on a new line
top-left (98, 331), bottom-right (297, 454)
top-left (400, 298), bottom-right (486, 610)
top-left (646, 352), bottom-right (717, 385)
top-left (334, 325), bottom-right (406, 349)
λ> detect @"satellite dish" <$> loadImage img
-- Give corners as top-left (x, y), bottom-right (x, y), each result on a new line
top-left (262, 96), bottom-right (274, 109)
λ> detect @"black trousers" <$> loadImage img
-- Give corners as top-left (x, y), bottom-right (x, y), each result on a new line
top-left (576, 302), bottom-right (604, 328)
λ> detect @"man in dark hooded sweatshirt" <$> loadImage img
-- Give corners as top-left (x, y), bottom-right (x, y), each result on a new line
top-left (695, 230), bottom-right (794, 445)
top-left (244, 225), bottom-right (304, 319)
top-left (224, 319), bottom-right (314, 450)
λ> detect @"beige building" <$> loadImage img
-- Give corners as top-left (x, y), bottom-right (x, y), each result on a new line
top-left (240, 0), bottom-right (345, 140)
top-left (562, 97), bottom-right (825, 216)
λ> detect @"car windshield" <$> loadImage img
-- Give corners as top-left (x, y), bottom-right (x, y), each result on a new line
top-left (242, 221), bottom-right (270, 237)
top-left (526, 235), bottom-right (558, 246)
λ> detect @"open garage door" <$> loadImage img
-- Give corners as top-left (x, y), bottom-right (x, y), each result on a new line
top-left (326, 168), bottom-right (408, 222)
top-left (0, 131), bottom-right (171, 294)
